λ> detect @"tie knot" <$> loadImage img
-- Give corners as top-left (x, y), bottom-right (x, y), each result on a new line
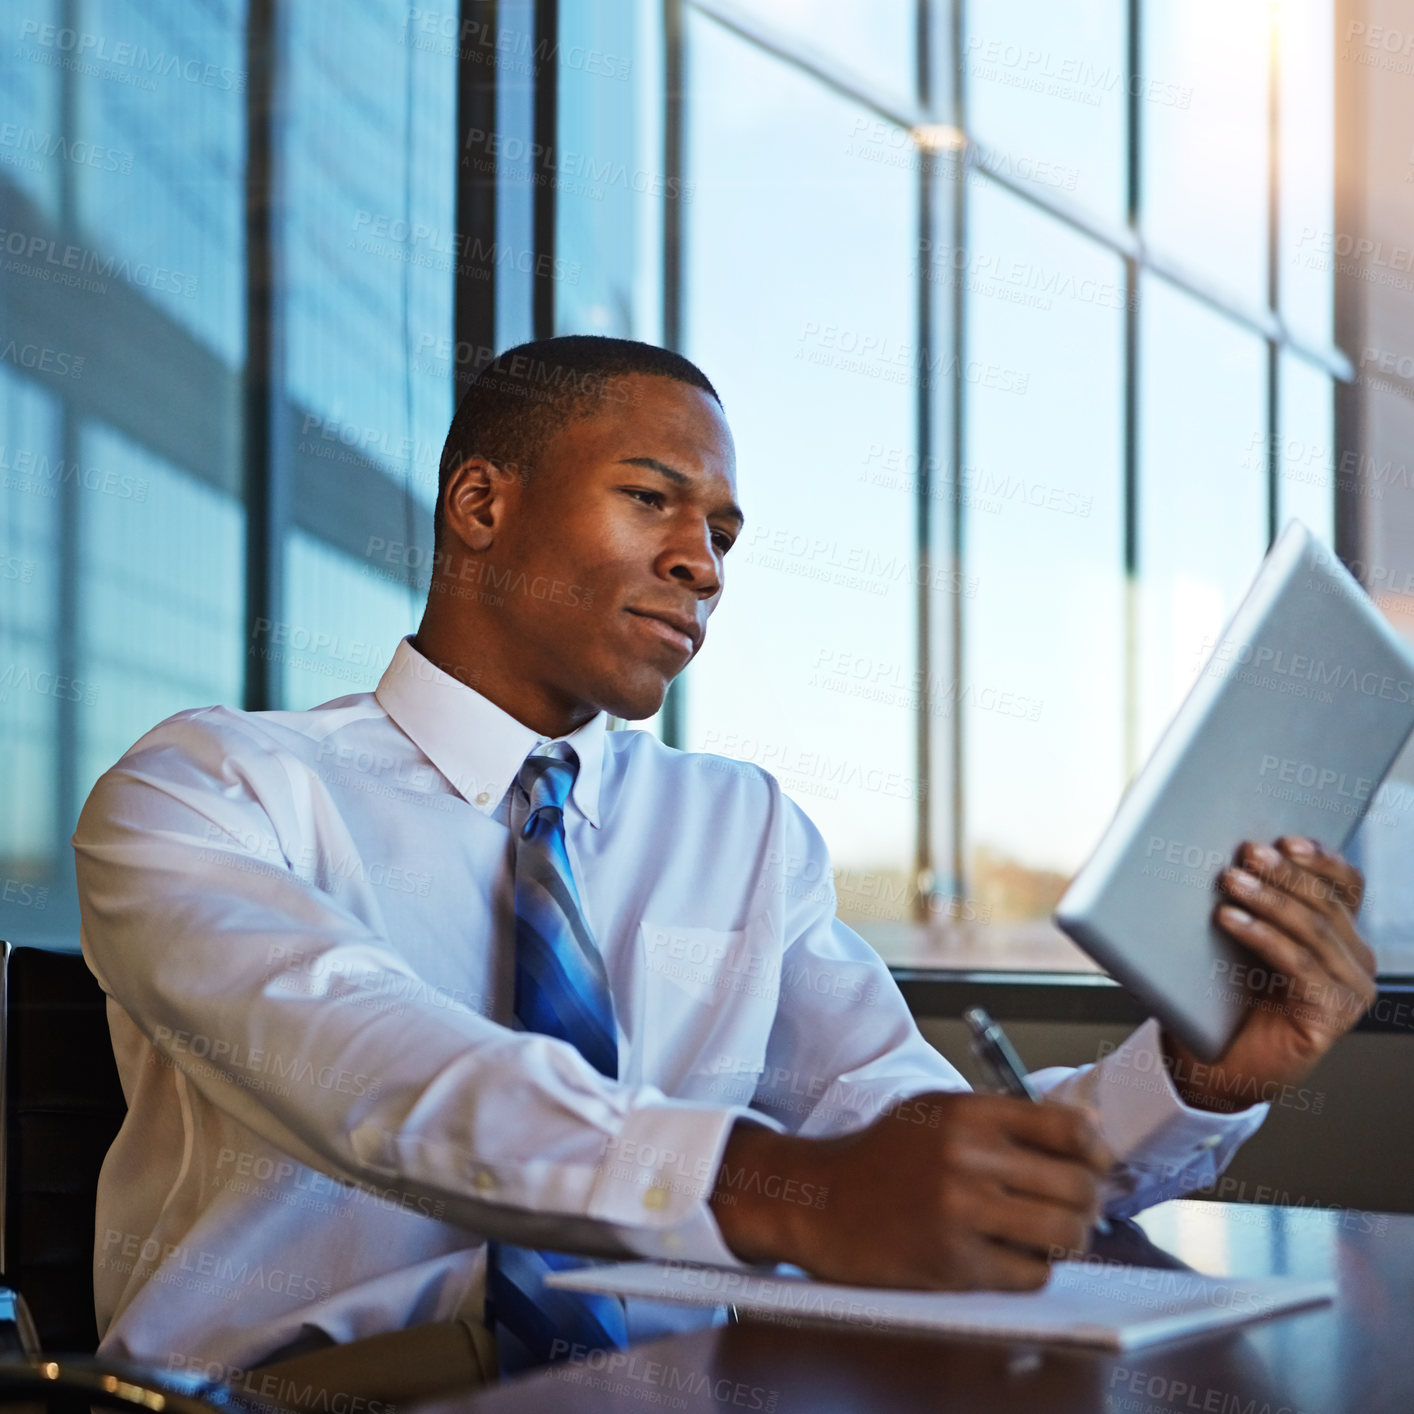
top-left (519, 740), bottom-right (579, 819)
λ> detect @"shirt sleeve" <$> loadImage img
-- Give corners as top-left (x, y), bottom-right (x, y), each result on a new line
top-left (72, 709), bottom-right (775, 1270)
top-left (751, 789), bottom-right (1267, 1214)
top-left (1028, 1020), bottom-right (1268, 1215)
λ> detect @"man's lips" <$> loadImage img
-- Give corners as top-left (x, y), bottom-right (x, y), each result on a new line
top-left (626, 608), bottom-right (700, 655)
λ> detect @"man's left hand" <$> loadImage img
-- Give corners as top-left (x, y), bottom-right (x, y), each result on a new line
top-left (1160, 836), bottom-right (1377, 1112)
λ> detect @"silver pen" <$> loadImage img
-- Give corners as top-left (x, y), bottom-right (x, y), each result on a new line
top-left (963, 1006), bottom-right (1111, 1236)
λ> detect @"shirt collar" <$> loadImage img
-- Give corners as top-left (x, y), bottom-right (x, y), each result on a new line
top-left (373, 635), bottom-right (607, 828)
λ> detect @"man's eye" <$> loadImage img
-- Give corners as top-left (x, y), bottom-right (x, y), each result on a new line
top-left (626, 488), bottom-right (731, 554)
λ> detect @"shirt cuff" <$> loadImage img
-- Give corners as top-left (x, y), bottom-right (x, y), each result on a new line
top-left (586, 1101), bottom-right (786, 1266)
top-left (1031, 1017), bottom-right (1268, 1195)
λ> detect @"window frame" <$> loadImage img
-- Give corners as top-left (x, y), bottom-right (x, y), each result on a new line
top-left (627, 0), bottom-right (1402, 998)
top-left (450, 0), bottom-right (1410, 1020)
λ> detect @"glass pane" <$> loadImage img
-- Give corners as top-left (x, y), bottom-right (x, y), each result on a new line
top-left (77, 422), bottom-right (244, 798)
top-left (0, 0), bottom-right (63, 218)
top-left (963, 0), bottom-right (1126, 225)
top-left (282, 532), bottom-right (418, 709)
top-left (1354, 723), bottom-right (1414, 973)
top-left (960, 179), bottom-right (1125, 970)
top-left (279, 0), bottom-right (455, 704)
top-left (1278, 0), bottom-right (1334, 347)
top-left (282, 0), bottom-right (454, 517)
top-left (1142, 0), bottom-right (1269, 308)
top-left (74, 0), bottom-right (246, 364)
top-left (1137, 276), bottom-right (1268, 762)
top-left (0, 371), bottom-right (61, 886)
top-left (1276, 352), bottom-right (1335, 547)
top-left (684, 15), bottom-right (918, 954)
top-left (495, 0), bottom-right (536, 350)
top-left (739, 0), bottom-right (916, 102)
top-left (0, 1), bottom-right (247, 946)
top-left (556, 0), bottom-right (663, 340)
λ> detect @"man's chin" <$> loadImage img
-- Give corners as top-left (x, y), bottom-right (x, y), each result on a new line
top-left (593, 671), bottom-right (674, 723)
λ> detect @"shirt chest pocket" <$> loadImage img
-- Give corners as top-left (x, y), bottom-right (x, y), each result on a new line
top-left (631, 915), bottom-right (781, 1108)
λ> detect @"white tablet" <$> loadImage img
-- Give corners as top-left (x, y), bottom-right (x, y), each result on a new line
top-left (1054, 519), bottom-right (1414, 1060)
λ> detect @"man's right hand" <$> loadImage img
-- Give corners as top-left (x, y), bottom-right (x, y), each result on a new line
top-left (709, 1092), bottom-right (1113, 1290)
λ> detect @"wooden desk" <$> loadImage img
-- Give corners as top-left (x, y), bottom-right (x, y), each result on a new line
top-left (454, 1201), bottom-right (1414, 1414)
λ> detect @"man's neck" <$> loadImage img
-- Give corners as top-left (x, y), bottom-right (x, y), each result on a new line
top-left (408, 629), bottom-right (596, 739)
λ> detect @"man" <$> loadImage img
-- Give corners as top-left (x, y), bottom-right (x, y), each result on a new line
top-left (73, 336), bottom-right (1376, 1401)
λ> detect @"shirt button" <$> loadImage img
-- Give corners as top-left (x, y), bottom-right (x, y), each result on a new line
top-left (475, 791), bottom-right (490, 805)
top-left (643, 1186), bottom-right (670, 1211)
top-left (472, 1169), bottom-right (497, 1192)
top-left (1196, 1134), bottom-right (1222, 1151)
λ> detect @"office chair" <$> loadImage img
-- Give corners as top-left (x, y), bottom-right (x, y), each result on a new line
top-left (0, 941), bottom-right (250, 1411)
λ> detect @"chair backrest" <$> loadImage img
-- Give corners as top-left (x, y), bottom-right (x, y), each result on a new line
top-left (0, 942), bottom-right (127, 1353)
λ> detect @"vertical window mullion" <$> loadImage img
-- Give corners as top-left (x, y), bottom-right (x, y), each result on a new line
top-left (1122, 0), bottom-right (1141, 782)
top-left (1266, 6), bottom-right (1282, 547)
top-left (242, 0), bottom-right (285, 712)
top-left (912, 0), bottom-right (932, 922)
top-left (533, 0), bottom-right (560, 340)
top-left (659, 0), bottom-right (686, 750)
top-left (949, 0), bottom-right (968, 907)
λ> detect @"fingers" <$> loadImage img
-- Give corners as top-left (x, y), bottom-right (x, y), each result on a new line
top-left (1215, 898), bottom-right (1376, 1029)
top-left (958, 1098), bottom-right (1108, 1242)
top-left (992, 1095), bottom-right (1115, 1176)
top-left (1219, 904), bottom-right (1376, 1015)
top-left (1273, 837), bottom-right (1365, 915)
top-left (1235, 839), bottom-right (1369, 956)
top-left (846, 1094), bottom-right (1109, 1293)
top-left (986, 1143), bottom-right (1103, 1215)
top-left (970, 1239), bottom-right (1054, 1292)
top-left (917, 1232), bottom-right (1052, 1292)
top-left (972, 1187), bottom-right (1093, 1260)
top-left (1218, 862), bottom-right (1376, 1005)
top-left (1269, 839), bottom-right (1375, 975)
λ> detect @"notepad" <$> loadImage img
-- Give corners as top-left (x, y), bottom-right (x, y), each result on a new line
top-left (546, 1259), bottom-right (1334, 1351)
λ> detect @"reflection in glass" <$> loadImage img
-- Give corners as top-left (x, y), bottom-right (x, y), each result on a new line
top-left (282, 0), bottom-right (454, 516)
top-left (1354, 726), bottom-right (1414, 973)
top-left (556, 0), bottom-right (662, 341)
top-left (1137, 276), bottom-right (1267, 763)
top-left (0, 370), bottom-right (61, 872)
top-left (0, 0), bottom-right (63, 219)
top-left (74, 0), bottom-right (247, 364)
top-left (737, 0), bottom-right (916, 102)
top-left (1276, 352), bottom-right (1334, 546)
top-left (1142, 0), bottom-right (1269, 307)
top-left (282, 532), bottom-right (416, 710)
top-left (963, 0), bottom-right (1126, 225)
top-left (684, 13), bottom-right (918, 951)
top-left (0, 3), bottom-right (248, 946)
top-left (1278, 0), bottom-right (1334, 348)
top-left (961, 179), bottom-right (1124, 967)
top-left (278, 0), bottom-right (455, 705)
top-left (77, 423), bottom-right (244, 798)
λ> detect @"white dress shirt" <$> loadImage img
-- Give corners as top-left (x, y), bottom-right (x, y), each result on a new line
top-left (72, 634), bottom-right (1266, 1374)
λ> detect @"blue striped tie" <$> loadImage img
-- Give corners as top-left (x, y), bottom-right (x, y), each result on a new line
top-left (485, 741), bottom-right (629, 1376)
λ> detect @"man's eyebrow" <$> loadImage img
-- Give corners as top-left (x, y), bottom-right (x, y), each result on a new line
top-left (617, 456), bottom-right (744, 528)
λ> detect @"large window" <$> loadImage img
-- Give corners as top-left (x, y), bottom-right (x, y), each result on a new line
top-left (0, 0), bottom-right (249, 944)
top-left (0, 0), bottom-right (454, 944)
top-left (658, 0), bottom-right (1353, 970)
top-left (1, 0), bottom-right (1387, 981)
top-left (682, 12), bottom-right (920, 946)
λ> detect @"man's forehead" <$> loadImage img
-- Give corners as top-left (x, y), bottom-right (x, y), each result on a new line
top-left (557, 378), bottom-right (735, 479)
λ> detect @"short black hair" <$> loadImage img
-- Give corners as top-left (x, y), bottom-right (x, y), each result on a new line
top-left (433, 335), bottom-right (723, 547)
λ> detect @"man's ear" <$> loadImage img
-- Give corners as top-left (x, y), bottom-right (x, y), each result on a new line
top-left (441, 456), bottom-right (520, 552)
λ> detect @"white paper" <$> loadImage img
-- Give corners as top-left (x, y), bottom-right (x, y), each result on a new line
top-left (546, 1259), bottom-right (1334, 1351)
